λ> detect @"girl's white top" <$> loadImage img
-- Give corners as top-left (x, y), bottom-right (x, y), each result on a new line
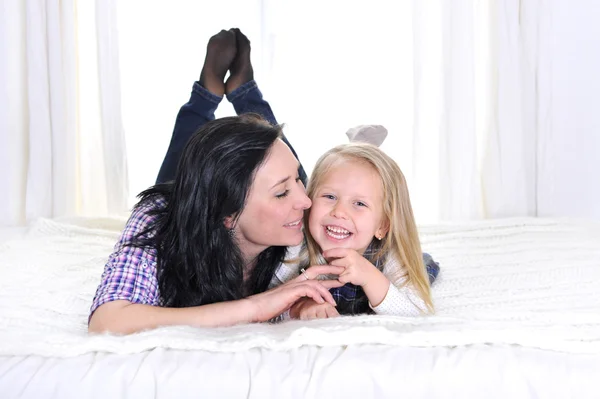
top-left (270, 245), bottom-right (427, 317)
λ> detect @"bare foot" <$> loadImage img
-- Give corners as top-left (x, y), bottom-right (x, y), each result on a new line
top-left (225, 28), bottom-right (254, 95)
top-left (199, 29), bottom-right (237, 97)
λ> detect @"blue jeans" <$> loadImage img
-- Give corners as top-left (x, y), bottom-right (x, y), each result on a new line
top-left (156, 80), bottom-right (307, 185)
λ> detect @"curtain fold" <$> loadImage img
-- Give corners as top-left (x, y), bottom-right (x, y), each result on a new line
top-left (0, 0), bottom-right (128, 226)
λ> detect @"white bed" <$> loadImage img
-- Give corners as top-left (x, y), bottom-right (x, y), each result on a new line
top-left (0, 217), bottom-right (599, 398)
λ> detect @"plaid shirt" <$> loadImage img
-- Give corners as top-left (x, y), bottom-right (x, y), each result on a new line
top-left (89, 197), bottom-right (167, 317)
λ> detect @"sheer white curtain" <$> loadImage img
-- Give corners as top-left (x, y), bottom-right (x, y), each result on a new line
top-left (260, 0), bottom-right (599, 221)
top-left (3, 1), bottom-right (598, 226)
top-left (537, 0), bottom-right (600, 220)
top-left (117, 0), bottom-right (598, 222)
top-left (260, 0), bottom-right (551, 222)
top-left (0, 0), bottom-right (128, 226)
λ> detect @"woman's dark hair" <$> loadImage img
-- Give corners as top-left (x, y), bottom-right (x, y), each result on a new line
top-left (132, 114), bottom-right (287, 307)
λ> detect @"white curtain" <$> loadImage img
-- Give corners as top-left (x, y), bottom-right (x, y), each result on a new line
top-left (112, 0), bottom-right (600, 222)
top-left (536, 0), bottom-right (600, 220)
top-left (412, 0), bottom-right (550, 221)
top-left (3, 0), bottom-right (598, 225)
top-left (260, 0), bottom-right (597, 222)
top-left (260, 0), bottom-right (551, 222)
top-left (0, 0), bottom-right (128, 226)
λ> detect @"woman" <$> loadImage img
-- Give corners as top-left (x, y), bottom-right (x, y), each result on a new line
top-left (88, 29), bottom-right (342, 334)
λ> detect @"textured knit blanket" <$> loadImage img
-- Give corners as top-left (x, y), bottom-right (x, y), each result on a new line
top-left (0, 217), bottom-right (599, 357)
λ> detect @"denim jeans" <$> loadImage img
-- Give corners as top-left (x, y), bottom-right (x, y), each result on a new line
top-left (156, 80), bottom-right (307, 185)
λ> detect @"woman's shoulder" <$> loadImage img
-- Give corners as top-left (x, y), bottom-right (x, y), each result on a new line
top-left (128, 194), bottom-right (167, 224)
top-left (134, 193), bottom-right (168, 213)
top-left (116, 194), bottom-right (168, 247)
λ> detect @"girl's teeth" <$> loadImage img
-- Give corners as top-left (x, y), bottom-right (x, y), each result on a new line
top-left (327, 226), bottom-right (349, 234)
top-left (325, 226), bottom-right (351, 240)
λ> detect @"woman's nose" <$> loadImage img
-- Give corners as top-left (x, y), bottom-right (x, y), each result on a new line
top-left (293, 190), bottom-right (312, 210)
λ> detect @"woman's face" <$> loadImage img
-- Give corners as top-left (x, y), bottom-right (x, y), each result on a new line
top-left (234, 139), bottom-right (311, 259)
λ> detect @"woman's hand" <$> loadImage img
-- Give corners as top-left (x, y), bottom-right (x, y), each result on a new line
top-left (247, 265), bottom-right (344, 322)
top-left (289, 297), bottom-right (339, 320)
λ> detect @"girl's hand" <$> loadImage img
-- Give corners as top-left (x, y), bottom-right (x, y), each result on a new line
top-left (323, 248), bottom-right (391, 307)
top-left (247, 265), bottom-right (344, 322)
top-left (290, 297), bottom-right (340, 320)
top-left (322, 248), bottom-right (380, 287)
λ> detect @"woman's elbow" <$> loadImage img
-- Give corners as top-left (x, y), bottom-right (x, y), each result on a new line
top-left (88, 301), bottom-right (134, 334)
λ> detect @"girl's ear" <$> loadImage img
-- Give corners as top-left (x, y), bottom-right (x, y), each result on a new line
top-left (375, 219), bottom-right (390, 240)
top-left (224, 216), bottom-right (235, 230)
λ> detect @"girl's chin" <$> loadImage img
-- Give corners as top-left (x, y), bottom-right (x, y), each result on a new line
top-left (316, 237), bottom-right (370, 254)
top-left (316, 240), bottom-right (351, 252)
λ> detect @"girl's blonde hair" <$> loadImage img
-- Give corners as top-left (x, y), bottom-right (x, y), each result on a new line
top-left (302, 143), bottom-right (434, 312)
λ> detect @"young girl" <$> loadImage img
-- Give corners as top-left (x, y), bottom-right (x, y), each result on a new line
top-left (282, 142), bottom-right (435, 319)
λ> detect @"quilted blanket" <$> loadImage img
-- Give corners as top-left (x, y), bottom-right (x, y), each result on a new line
top-left (0, 217), bottom-right (598, 357)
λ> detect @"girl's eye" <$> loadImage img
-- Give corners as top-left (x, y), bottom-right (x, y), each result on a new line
top-left (356, 201), bottom-right (367, 207)
top-left (323, 194), bottom-right (336, 200)
top-left (276, 190), bottom-right (290, 199)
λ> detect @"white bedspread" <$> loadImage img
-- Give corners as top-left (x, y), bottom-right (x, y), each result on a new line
top-left (2, 345), bottom-right (598, 399)
top-left (0, 217), bottom-right (599, 357)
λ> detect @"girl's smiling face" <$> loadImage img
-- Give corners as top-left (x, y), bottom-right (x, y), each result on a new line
top-left (308, 160), bottom-right (389, 255)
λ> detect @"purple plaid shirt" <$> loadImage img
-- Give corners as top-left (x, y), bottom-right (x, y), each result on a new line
top-left (89, 197), bottom-right (167, 317)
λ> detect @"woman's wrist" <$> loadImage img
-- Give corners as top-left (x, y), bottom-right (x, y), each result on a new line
top-left (240, 297), bottom-right (260, 323)
top-left (186, 298), bottom-right (259, 327)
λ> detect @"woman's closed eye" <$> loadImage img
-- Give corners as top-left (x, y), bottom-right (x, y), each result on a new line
top-left (275, 190), bottom-right (290, 199)
top-left (277, 176), bottom-right (303, 198)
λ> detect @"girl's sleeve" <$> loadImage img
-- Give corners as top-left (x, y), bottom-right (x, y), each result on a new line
top-left (369, 255), bottom-right (430, 316)
top-left (369, 281), bottom-right (426, 316)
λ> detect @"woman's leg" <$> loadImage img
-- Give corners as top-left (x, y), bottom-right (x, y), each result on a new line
top-left (227, 81), bottom-right (308, 185)
top-left (224, 29), bottom-right (308, 185)
top-left (155, 83), bottom-right (221, 184)
top-left (156, 30), bottom-right (236, 184)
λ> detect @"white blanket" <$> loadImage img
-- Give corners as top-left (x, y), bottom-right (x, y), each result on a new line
top-left (0, 217), bottom-right (599, 357)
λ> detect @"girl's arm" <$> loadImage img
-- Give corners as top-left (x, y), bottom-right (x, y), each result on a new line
top-left (322, 248), bottom-right (430, 316)
top-left (368, 281), bottom-right (427, 316)
top-left (359, 268), bottom-right (427, 316)
top-left (369, 254), bottom-right (431, 316)
top-left (360, 268), bottom-right (392, 308)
